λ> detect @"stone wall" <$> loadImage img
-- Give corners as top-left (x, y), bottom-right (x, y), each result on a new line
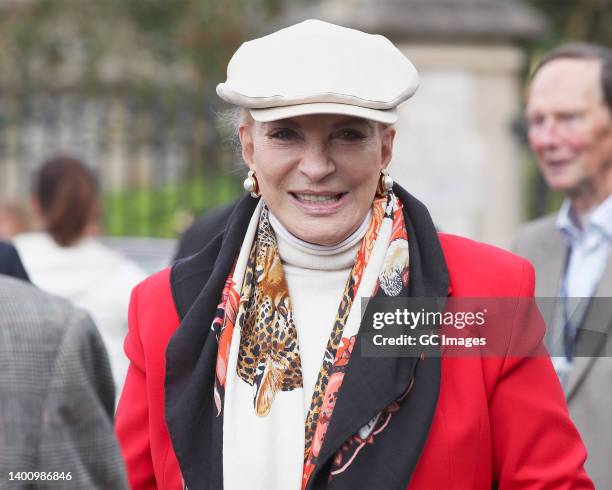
top-left (390, 44), bottom-right (526, 248)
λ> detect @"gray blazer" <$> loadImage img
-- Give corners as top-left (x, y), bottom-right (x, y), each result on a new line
top-left (0, 277), bottom-right (127, 489)
top-left (514, 214), bottom-right (612, 489)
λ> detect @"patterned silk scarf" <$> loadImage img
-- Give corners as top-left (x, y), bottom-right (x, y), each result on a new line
top-left (210, 192), bottom-right (409, 490)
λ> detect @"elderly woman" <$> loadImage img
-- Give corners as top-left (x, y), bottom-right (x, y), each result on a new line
top-left (116, 20), bottom-right (592, 490)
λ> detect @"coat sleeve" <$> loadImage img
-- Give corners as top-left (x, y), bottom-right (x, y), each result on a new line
top-left (489, 261), bottom-right (593, 489)
top-left (38, 308), bottom-right (128, 489)
top-left (115, 282), bottom-right (158, 489)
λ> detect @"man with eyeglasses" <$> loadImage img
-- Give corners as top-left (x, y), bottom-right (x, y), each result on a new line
top-left (514, 43), bottom-right (612, 488)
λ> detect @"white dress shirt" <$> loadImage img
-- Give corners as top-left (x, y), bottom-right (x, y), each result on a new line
top-left (552, 194), bottom-right (612, 382)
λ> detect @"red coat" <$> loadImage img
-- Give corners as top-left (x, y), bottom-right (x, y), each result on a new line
top-left (116, 230), bottom-right (592, 489)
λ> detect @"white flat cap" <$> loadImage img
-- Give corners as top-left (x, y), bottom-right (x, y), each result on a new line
top-left (216, 19), bottom-right (419, 124)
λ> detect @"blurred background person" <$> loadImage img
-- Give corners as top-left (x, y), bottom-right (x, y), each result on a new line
top-left (0, 275), bottom-right (127, 489)
top-left (0, 241), bottom-right (29, 281)
top-left (0, 201), bottom-right (29, 240)
top-left (13, 156), bottom-right (147, 397)
top-left (514, 43), bottom-right (612, 489)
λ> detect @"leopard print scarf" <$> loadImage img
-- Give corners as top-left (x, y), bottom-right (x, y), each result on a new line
top-left (211, 192), bottom-right (409, 490)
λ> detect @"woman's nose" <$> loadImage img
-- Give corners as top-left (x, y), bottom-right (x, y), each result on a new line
top-left (297, 143), bottom-right (335, 182)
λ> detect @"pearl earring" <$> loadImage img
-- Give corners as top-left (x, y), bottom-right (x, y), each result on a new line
top-left (243, 170), bottom-right (260, 198)
top-left (377, 169), bottom-right (394, 196)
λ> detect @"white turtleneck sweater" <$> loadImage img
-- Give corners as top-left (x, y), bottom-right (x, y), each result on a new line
top-left (269, 212), bottom-right (371, 414)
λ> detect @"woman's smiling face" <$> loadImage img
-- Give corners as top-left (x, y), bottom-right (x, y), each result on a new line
top-left (239, 113), bottom-right (395, 246)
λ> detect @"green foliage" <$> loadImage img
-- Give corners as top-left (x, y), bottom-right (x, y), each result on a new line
top-left (102, 173), bottom-right (241, 238)
top-left (0, 0), bottom-right (285, 91)
top-left (524, 0), bottom-right (612, 76)
top-left (0, 0), bottom-right (276, 237)
top-left (527, 0), bottom-right (612, 46)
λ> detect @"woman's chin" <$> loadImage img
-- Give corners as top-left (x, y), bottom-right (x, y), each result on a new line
top-left (291, 222), bottom-right (352, 247)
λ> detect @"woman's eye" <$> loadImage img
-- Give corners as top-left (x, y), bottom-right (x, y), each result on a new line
top-left (270, 128), bottom-right (298, 140)
top-left (334, 128), bottom-right (365, 141)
